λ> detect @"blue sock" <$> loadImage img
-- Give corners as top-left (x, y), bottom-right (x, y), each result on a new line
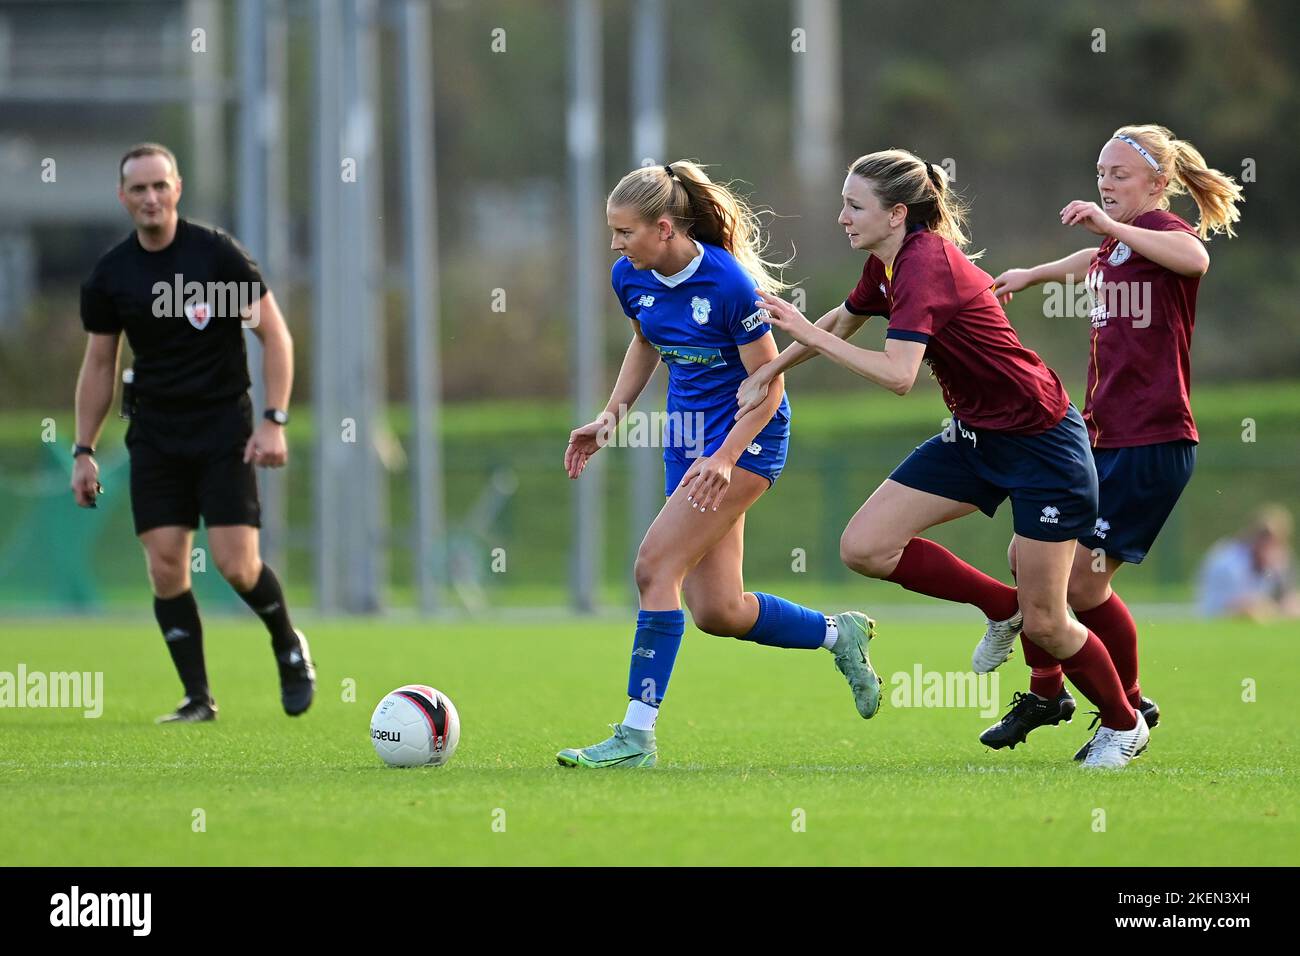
top-left (740, 592), bottom-right (827, 649)
top-left (627, 609), bottom-right (685, 706)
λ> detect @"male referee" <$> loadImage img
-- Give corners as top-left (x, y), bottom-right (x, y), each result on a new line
top-left (70, 142), bottom-right (315, 723)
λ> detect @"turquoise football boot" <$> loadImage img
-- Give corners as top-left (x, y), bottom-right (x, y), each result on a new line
top-left (832, 611), bottom-right (882, 719)
top-left (557, 723), bottom-right (657, 768)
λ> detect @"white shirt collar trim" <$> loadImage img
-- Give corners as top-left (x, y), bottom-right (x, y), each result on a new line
top-left (652, 241), bottom-right (705, 288)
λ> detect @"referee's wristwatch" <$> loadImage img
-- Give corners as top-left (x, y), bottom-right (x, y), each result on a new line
top-left (72, 443), bottom-right (95, 458)
top-left (263, 408), bottom-right (290, 426)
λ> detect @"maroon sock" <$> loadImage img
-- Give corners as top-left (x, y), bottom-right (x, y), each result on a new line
top-left (1075, 592), bottom-right (1141, 708)
top-left (885, 538), bottom-right (1019, 621)
top-left (1021, 635), bottom-right (1064, 698)
top-left (1058, 632), bottom-right (1136, 729)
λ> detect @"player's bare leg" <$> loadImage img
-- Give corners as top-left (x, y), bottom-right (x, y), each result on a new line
top-left (841, 480), bottom-right (1023, 672)
top-left (559, 469), bottom-right (768, 769)
top-left (682, 513), bottom-right (881, 718)
top-left (839, 480), bottom-right (979, 579)
top-left (635, 467), bottom-right (770, 611)
top-left (681, 512), bottom-right (758, 636)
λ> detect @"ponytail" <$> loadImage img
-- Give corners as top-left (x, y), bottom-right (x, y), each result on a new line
top-left (1113, 125), bottom-right (1244, 239)
top-left (607, 160), bottom-right (790, 292)
top-left (849, 149), bottom-right (980, 257)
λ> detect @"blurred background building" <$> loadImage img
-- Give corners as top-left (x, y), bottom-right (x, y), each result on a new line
top-left (1, 0), bottom-right (1297, 616)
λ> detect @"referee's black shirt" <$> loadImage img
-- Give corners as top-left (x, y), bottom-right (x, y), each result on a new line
top-left (80, 218), bottom-right (268, 404)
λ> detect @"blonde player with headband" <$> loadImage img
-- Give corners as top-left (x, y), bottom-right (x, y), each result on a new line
top-left (977, 125), bottom-right (1243, 758)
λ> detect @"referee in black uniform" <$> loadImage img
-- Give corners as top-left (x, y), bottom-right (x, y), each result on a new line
top-left (71, 143), bottom-right (315, 723)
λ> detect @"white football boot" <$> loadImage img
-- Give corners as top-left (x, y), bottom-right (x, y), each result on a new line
top-left (1081, 709), bottom-right (1150, 769)
top-left (971, 610), bottom-right (1023, 673)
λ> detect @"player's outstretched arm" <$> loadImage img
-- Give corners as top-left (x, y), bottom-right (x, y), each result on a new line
top-left (735, 302), bottom-right (866, 418)
top-left (991, 247), bottom-right (1098, 305)
top-left (565, 323), bottom-right (660, 479)
top-left (753, 289), bottom-right (925, 395)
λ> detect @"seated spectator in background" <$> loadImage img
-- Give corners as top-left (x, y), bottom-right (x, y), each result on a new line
top-left (1198, 505), bottom-right (1300, 619)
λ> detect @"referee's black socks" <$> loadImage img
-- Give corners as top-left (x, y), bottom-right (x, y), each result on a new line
top-left (236, 564), bottom-right (299, 656)
top-left (154, 591), bottom-right (210, 701)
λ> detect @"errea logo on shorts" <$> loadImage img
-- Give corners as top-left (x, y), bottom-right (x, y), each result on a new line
top-left (1040, 506), bottom-right (1061, 525)
top-left (1093, 517), bottom-right (1110, 539)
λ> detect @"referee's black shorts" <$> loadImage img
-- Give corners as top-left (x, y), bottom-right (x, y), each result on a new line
top-left (126, 393), bottom-right (262, 535)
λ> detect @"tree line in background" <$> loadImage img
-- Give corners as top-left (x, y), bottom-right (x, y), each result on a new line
top-left (3, 0), bottom-right (1297, 409)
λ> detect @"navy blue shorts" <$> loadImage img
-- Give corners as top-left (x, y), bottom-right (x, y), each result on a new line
top-left (664, 414), bottom-right (789, 497)
top-left (1077, 439), bottom-right (1197, 563)
top-left (889, 405), bottom-right (1098, 542)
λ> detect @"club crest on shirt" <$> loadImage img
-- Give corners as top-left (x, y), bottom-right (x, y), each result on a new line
top-left (1107, 242), bottom-right (1132, 266)
top-left (184, 300), bottom-right (212, 330)
top-left (690, 296), bottom-right (712, 325)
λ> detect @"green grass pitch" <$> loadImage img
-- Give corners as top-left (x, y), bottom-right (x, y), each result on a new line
top-left (2, 613), bottom-right (1296, 865)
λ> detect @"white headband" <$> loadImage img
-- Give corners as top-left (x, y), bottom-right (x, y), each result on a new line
top-left (1113, 134), bottom-right (1160, 171)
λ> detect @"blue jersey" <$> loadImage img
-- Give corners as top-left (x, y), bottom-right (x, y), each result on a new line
top-left (612, 241), bottom-right (791, 455)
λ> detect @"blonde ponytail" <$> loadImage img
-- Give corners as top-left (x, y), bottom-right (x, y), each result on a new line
top-left (607, 160), bottom-right (790, 292)
top-left (1113, 125), bottom-right (1244, 239)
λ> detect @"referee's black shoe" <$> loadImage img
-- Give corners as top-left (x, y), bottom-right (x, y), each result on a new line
top-left (156, 695), bottom-right (218, 724)
top-left (1073, 696), bottom-right (1160, 761)
top-left (278, 629), bottom-right (316, 716)
top-left (979, 689), bottom-right (1076, 750)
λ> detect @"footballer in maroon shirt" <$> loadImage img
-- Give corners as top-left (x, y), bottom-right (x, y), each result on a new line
top-left (983, 125), bottom-right (1243, 758)
top-left (740, 148), bottom-right (1147, 768)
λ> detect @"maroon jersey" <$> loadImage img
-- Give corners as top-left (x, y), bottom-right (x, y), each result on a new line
top-left (844, 228), bottom-right (1070, 434)
top-left (1083, 210), bottom-right (1201, 447)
